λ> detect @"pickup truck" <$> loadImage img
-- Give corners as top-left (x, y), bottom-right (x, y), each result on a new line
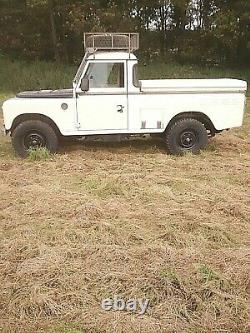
top-left (2, 33), bottom-right (248, 157)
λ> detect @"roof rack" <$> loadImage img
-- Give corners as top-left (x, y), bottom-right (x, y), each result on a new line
top-left (84, 33), bottom-right (139, 54)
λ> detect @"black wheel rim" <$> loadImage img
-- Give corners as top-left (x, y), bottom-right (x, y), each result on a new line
top-left (23, 132), bottom-right (46, 150)
top-left (179, 130), bottom-right (197, 149)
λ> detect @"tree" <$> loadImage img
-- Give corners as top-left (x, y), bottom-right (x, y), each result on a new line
top-left (48, 0), bottom-right (60, 62)
top-left (0, 0), bottom-right (249, 66)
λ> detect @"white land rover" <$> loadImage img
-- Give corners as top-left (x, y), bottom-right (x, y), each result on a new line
top-left (2, 33), bottom-right (248, 157)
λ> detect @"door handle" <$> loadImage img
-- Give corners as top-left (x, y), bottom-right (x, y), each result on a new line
top-left (117, 105), bottom-right (124, 113)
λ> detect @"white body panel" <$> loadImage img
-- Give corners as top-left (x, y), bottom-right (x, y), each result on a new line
top-left (76, 58), bottom-right (129, 131)
top-left (77, 94), bottom-right (128, 131)
top-left (2, 52), bottom-right (247, 136)
top-left (3, 97), bottom-right (77, 134)
top-left (128, 91), bottom-right (246, 131)
top-left (141, 79), bottom-right (247, 93)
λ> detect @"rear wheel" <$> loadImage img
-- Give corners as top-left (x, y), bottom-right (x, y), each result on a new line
top-left (12, 120), bottom-right (59, 158)
top-left (165, 118), bottom-right (208, 155)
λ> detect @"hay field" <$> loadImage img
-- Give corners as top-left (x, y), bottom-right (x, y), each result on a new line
top-left (0, 98), bottom-right (249, 333)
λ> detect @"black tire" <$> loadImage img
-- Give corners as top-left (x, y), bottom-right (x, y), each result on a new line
top-left (165, 118), bottom-right (208, 155)
top-left (11, 120), bottom-right (59, 158)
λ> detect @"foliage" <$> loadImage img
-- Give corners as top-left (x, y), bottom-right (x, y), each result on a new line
top-left (0, 0), bottom-right (249, 66)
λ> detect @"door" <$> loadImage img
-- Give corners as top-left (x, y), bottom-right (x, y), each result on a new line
top-left (77, 61), bottom-right (128, 131)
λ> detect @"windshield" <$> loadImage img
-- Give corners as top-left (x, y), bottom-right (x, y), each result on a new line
top-left (73, 53), bottom-right (88, 85)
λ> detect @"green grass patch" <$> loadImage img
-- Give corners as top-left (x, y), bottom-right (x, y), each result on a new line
top-left (0, 57), bottom-right (75, 94)
top-left (28, 147), bottom-right (52, 161)
top-left (0, 56), bottom-right (249, 95)
top-left (139, 62), bottom-right (250, 95)
top-left (199, 264), bottom-right (219, 283)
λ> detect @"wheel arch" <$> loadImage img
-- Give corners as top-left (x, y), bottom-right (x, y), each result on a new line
top-left (165, 112), bottom-right (219, 135)
top-left (10, 113), bottom-right (62, 137)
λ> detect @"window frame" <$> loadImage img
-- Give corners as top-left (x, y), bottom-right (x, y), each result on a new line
top-left (80, 60), bottom-right (127, 95)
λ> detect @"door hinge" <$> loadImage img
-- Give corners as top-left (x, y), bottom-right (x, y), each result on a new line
top-left (76, 122), bottom-right (81, 129)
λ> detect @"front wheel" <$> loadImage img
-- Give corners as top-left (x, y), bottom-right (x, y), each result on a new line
top-left (165, 118), bottom-right (208, 155)
top-left (11, 120), bottom-right (59, 158)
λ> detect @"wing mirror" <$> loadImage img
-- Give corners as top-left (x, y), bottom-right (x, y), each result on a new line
top-left (81, 78), bottom-right (89, 92)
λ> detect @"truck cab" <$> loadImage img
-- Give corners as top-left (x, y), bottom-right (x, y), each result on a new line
top-left (2, 33), bottom-right (247, 157)
top-left (74, 51), bottom-right (139, 132)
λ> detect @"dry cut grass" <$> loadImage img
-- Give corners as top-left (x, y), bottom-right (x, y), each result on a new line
top-left (0, 99), bottom-right (249, 333)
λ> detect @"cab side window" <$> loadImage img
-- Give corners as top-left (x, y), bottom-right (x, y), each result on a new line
top-left (84, 62), bottom-right (124, 89)
top-left (133, 64), bottom-right (140, 88)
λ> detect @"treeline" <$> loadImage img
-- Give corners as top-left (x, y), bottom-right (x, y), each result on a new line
top-left (0, 0), bottom-right (249, 66)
